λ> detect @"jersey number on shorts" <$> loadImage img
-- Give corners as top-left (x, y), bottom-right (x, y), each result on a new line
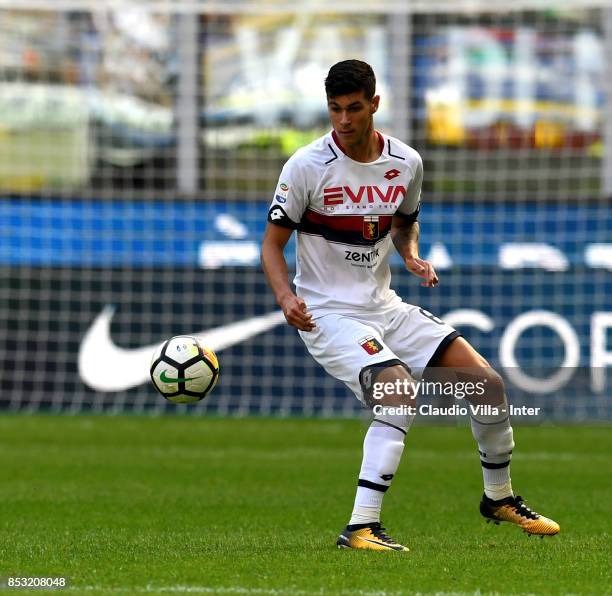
top-left (418, 308), bottom-right (445, 326)
top-left (362, 368), bottom-right (374, 390)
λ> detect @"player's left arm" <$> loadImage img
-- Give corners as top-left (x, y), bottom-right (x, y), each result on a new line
top-left (391, 151), bottom-right (438, 288)
top-left (391, 217), bottom-right (438, 288)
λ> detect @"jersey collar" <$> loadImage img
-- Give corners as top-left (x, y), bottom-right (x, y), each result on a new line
top-left (331, 130), bottom-right (385, 161)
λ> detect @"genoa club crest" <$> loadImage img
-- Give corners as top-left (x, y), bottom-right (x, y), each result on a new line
top-left (359, 335), bottom-right (384, 355)
top-left (363, 215), bottom-right (379, 240)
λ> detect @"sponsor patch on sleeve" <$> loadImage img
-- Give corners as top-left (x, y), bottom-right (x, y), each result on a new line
top-left (275, 183), bottom-right (289, 201)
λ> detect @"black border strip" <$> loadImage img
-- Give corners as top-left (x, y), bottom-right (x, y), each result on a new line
top-left (480, 460), bottom-right (511, 469)
top-left (325, 143), bottom-right (339, 164)
top-left (358, 479), bottom-right (389, 493)
top-left (387, 139), bottom-right (406, 160)
top-left (393, 201), bottom-right (420, 225)
top-left (425, 330), bottom-right (461, 368)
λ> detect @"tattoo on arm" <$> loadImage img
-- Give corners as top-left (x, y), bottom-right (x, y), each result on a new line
top-left (392, 221), bottom-right (420, 260)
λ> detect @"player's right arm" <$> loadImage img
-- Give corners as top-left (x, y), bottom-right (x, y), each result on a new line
top-left (262, 153), bottom-right (314, 332)
top-left (261, 223), bottom-right (315, 332)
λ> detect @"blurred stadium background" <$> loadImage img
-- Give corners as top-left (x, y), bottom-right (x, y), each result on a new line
top-left (0, 0), bottom-right (611, 420)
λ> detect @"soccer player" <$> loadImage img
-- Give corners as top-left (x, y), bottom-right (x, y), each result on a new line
top-left (261, 59), bottom-right (559, 551)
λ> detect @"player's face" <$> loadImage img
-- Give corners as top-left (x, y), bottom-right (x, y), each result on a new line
top-left (327, 91), bottom-right (380, 147)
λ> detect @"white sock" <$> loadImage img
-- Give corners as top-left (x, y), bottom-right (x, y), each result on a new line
top-left (349, 486), bottom-right (385, 526)
top-left (470, 414), bottom-right (515, 501)
top-left (482, 467), bottom-right (513, 500)
top-left (348, 421), bottom-right (406, 526)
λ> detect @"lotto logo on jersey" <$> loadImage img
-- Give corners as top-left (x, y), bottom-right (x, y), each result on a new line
top-left (323, 185), bottom-right (407, 206)
top-left (268, 205), bottom-right (296, 229)
top-left (363, 216), bottom-right (379, 240)
top-left (359, 335), bottom-right (384, 355)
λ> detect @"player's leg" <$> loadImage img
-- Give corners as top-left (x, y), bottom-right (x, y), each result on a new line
top-left (431, 338), bottom-right (515, 498)
top-left (384, 304), bottom-right (559, 536)
top-left (336, 360), bottom-right (416, 551)
top-left (299, 315), bottom-right (412, 551)
top-left (434, 337), bottom-right (560, 536)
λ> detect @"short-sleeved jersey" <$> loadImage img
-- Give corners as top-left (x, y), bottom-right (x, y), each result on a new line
top-left (267, 130), bottom-right (422, 315)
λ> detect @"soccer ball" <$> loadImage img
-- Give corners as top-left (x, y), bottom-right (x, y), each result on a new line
top-left (150, 336), bottom-right (219, 404)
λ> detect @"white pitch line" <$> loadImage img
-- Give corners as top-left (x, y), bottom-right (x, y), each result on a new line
top-left (74, 588), bottom-right (529, 596)
top-left (74, 587), bottom-right (399, 595)
top-left (75, 587), bottom-right (306, 595)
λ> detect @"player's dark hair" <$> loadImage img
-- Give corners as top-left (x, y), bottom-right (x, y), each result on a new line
top-left (325, 59), bottom-right (376, 100)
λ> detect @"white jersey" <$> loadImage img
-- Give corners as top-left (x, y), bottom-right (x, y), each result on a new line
top-left (267, 130), bottom-right (423, 315)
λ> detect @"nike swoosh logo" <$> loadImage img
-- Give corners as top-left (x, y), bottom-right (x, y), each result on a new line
top-left (78, 306), bottom-right (285, 392)
top-left (357, 536), bottom-right (403, 550)
top-left (159, 370), bottom-right (198, 384)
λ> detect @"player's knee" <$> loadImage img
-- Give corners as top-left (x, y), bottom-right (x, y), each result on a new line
top-left (481, 368), bottom-right (506, 403)
top-left (360, 361), bottom-right (416, 434)
top-left (359, 359), bottom-right (414, 408)
top-left (462, 365), bottom-right (506, 406)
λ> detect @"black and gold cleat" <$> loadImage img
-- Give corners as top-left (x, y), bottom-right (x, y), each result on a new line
top-left (480, 493), bottom-right (560, 536)
top-left (336, 522), bottom-right (409, 551)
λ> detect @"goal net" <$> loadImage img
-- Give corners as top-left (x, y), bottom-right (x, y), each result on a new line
top-left (0, 1), bottom-right (610, 420)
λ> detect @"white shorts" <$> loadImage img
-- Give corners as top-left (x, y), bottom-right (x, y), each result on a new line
top-left (299, 303), bottom-right (459, 404)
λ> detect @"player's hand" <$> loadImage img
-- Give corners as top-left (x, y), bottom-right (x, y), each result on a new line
top-left (404, 256), bottom-right (439, 288)
top-left (279, 293), bottom-right (316, 332)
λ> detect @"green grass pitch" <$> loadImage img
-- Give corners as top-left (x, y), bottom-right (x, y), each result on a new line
top-left (0, 415), bottom-right (610, 595)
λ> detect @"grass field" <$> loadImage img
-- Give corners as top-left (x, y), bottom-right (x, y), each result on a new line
top-left (0, 415), bottom-right (610, 595)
